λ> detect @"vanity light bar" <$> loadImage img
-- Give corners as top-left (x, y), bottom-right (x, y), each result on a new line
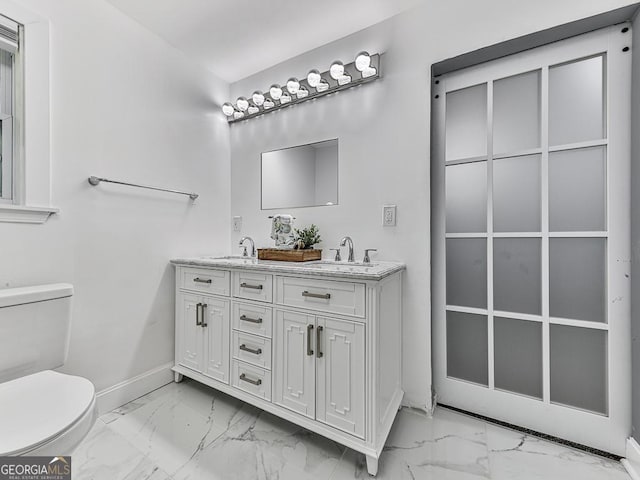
top-left (222, 51), bottom-right (381, 123)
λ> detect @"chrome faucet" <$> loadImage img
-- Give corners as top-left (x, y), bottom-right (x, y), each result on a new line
top-left (363, 249), bottom-right (377, 265)
top-left (339, 236), bottom-right (355, 262)
top-left (239, 236), bottom-right (256, 258)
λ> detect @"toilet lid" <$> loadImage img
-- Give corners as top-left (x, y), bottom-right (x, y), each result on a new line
top-left (0, 370), bottom-right (95, 455)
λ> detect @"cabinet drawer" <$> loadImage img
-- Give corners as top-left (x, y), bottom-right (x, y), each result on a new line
top-left (276, 276), bottom-right (366, 318)
top-left (232, 360), bottom-right (271, 401)
top-left (180, 267), bottom-right (230, 296)
top-left (232, 331), bottom-right (272, 369)
top-left (232, 271), bottom-right (273, 303)
top-left (232, 302), bottom-right (273, 338)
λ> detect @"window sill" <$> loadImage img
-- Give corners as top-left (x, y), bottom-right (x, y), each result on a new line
top-left (0, 204), bottom-right (58, 224)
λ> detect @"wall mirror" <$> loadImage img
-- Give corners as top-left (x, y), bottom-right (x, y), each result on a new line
top-left (261, 139), bottom-right (338, 210)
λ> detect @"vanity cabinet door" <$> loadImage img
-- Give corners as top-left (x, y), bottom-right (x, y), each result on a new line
top-left (202, 297), bottom-right (230, 384)
top-left (316, 316), bottom-right (365, 439)
top-left (273, 310), bottom-right (316, 419)
top-left (176, 293), bottom-right (204, 373)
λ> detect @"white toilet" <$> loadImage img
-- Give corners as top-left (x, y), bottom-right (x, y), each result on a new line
top-left (0, 284), bottom-right (97, 456)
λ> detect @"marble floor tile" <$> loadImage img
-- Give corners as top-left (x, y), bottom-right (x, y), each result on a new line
top-left (486, 423), bottom-right (630, 480)
top-left (73, 380), bottom-right (632, 480)
top-left (72, 419), bottom-right (172, 480)
top-left (424, 408), bottom-right (490, 478)
top-left (331, 408), bottom-right (489, 480)
top-left (172, 408), bottom-right (345, 480)
top-left (106, 382), bottom-right (232, 475)
top-left (99, 383), bottom-right (181, 425)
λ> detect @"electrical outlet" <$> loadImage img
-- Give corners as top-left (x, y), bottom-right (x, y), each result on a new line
top-left (232, 216), bottom-right (242, 232)
top-left (383, 205), bottom-right (396, 226)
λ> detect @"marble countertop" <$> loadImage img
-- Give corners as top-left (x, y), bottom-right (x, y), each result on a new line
top-left (170, 256), bottom-right (405, 280)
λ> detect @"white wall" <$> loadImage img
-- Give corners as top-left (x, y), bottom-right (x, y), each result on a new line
top-left (229, 0), bottom-right (638, 409)
top-left (0, 0), bottom-right (230, 392)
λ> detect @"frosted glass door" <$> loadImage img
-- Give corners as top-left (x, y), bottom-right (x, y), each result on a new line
top-left (433, 25), bottom-right (631, 454)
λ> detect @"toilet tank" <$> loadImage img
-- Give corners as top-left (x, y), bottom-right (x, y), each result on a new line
top-left (0, 284), bottom-right (73, 384)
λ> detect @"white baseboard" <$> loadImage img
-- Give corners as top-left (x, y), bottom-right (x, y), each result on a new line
top-left (96, 362), bottom-right (174, 415)
top-left (622, 437), bottom-right (640, 480)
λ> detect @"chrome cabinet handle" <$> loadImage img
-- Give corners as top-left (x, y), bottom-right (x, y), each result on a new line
top-left (302, 291), bottom-right (331, 300)
top-left (193, 277), bottom-right (212, 284)
top-left (195, 303), bottom-right (202, 326)
top-left (306, 324), bottom-right (314, 356)
top-left (240, 282), bottom-right (263, 290)
top-left (239, 344), bottom-right (262, 355)
top-left (239, 373), bottom-right (262, 386)
top-left (201, 303), bottom-right (208, 327)
top-left (240, 314), bottom-right (263, 324)
top-left (316, 325), bottom-right (324, 358)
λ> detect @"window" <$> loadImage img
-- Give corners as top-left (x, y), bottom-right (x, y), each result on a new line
top-left (0, 15), bottom-right (15, 203)
top-left (0, 2), bottom-right (56, 224)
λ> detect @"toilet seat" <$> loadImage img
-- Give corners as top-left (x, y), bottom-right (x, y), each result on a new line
top-left (0, 370), bottom-right (96, 456)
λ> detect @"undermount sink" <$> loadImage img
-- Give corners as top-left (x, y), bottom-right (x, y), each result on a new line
top-left (203, 257), bottom-right (377, 269)
top-left (273, 260), bottom-right (378, 269)
top-left (311, 261), bottom-right (378, 268)
top-left (206, 255), bottom-right (257, 263)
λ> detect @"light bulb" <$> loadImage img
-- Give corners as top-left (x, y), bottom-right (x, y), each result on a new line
top-left (252, 90), bottom-right (265, 106)
top-left (286, 77), bottom-right (300, 94)
top-left (280, 92), bottom-right (291, 104)
top-left (233, 111), bottom-right (245, 120)
top-left (355, 51), bottom-right (371, 72)
top-left (307, 69), bottom-right (322, 88)
top-left (362, 66), bottom-right (377, 78)
top-left (248, 104), bottom-right (259, 115)
top-left (222, 102), bottom-right (235, 117)
top-left (329, 61), bottom-right (344, 80)
top-left (269, 84), bottom-right (282, 100)
top-left (263, 98), bottom-right (275, 109)
top-left (296, 86), bottom-right (309, 99)
top-left (316, 80), bottom-right (329, 93)
top-left (236, 97), bottom-right (249, 111)
top-left (338, 75), bottom-right (352, 86)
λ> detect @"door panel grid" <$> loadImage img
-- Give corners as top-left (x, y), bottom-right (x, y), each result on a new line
top-left (433, 25), bottom-right (631, 454)
top-left (444, 64), bottom-right (608, 402)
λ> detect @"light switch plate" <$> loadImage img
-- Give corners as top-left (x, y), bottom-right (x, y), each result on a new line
top-left (233, 216), bottom-right (242, 232)
top-left (383, 205), bottom-right (396, 226)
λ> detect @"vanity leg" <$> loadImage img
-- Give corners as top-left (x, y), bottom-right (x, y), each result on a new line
top-left (365, 455), bottom-right (379, 476)
top-left (174, 372), bottom-right (183, 383)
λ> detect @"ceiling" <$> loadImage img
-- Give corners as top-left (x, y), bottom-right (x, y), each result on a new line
top-left (106, 0), bottom-right (420, 83)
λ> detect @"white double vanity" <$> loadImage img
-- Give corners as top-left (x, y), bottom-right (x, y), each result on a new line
top-left (171, 257), bottom-right (405, 475)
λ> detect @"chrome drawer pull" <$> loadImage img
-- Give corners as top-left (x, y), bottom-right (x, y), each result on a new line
top-left (239, 373), bottom-right (262, 386)
top-left (201, 303), bottom-right (208, 327)
top-left (240, 282), bottom-right (263, 290)
top-left (193, 277), bottom-right (212, 284)
top-left (307, 324), bottom-right (314, 356)
top-left (240, 314), bottom-right (263, 324)
top-left (239, 344), bottom-right (263, 355)
top-left (317, 325), bottom-right (324, 358)
top-left (302, 290), bottom-right (331, 300)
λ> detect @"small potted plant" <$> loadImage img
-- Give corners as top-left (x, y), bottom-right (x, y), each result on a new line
top-left (293, 224), bottom-right (321, 250)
